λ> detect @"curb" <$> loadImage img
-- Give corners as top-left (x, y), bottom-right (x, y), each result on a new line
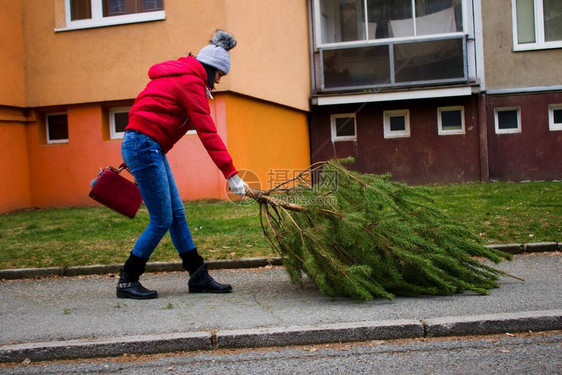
top-left (215, 319), bottom-right (424, 349)
top-left (1, 310), bottom-right (560, 363)
top-left (0, 257), bottom-right (283, 280)
top-left (0, 243), bottom-right (559, 280)
top-left (0, 332), bottom-right (212, 364)
top-left (424, 309), bottom-right (562, 337)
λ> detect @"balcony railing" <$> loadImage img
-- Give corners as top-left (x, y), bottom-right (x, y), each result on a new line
top-left (317, 34), bottom-right (468, 93)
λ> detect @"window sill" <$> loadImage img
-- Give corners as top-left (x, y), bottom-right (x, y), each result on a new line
top-left (384, 132), bottom-right (410, 139)
top-left (46, 140), bottom-right (69, 144)
top-left (438, 129), bottom-right (466, 136)
top-left (513, 42), bottom-right (562, 52)
top-left (55, 11), bottom-right (165, 32)
top-left (495, 129), bottom-right (522, 135)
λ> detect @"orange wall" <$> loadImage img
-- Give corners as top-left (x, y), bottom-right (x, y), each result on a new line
top-left (226, 0), bottom-right (311, 111)
top-left (22, 0), bottom-right (310, 111)
top-left (24, 0), bottom-right (227, 107)
top-left (0, 110), bottom-right (32, 212)
top-left (3, 0), bottom-right (312, 212)
top-left (225, 94), bottom-right (311, 192)
top-left (0, 0), bottom-right (25, 107)
top-left (24, 99), bottom-right (229, 210)
top-left (27, 105), bottom-right (121, 208)
top-left (16, 93), bottom-right (309, 212)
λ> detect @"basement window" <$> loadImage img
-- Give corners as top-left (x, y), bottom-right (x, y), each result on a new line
top-left (46, 113), bottom-right (69, 144)
top-left (331, 113), bottom-right (357, 141)
top-left (548, 104), bottom-right (562, 131)
top-left (494, 107), bottom-right (521, 134)
top-left (109, 107), bottom-right (130, 139)
top-left (384, 110), bottom-right (410, 139)
top-left (438, 106), bottom-right (465, 135)
top-left (57, 0), bottom-right (165, 32)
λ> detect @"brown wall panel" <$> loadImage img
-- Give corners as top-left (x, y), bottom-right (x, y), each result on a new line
top-left (310, 97), bottom-right (481, 185)
top-left (487, 92), bottom-right (562, 181)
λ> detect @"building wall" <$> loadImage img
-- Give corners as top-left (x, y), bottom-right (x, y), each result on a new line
top-left (225, 94), bottom-right (311, 192)
top-left (0, 108), bottom-right (32, 213)
top-left (0, 0), bottom-right (312, 213)
top-left (25, 98), bottom-right (230, 209)
top-left (27, 104), bottom-right (123, 208)
top-left (482, 0), bottom-right (562, 90)
top-left (225, 0), bottom-right (311, 112)
top-left (0, 0), bottom-right (30, 213)
top-left (0, 0), bottom-right (25, 107)
top-left (17, 92), bottom-right (310, 211)
top-left (23, 0), bottom-right (310, 111)
top-left (486, 92), bottom-right (562, 181)
top-left (310, 97), bottom-right (482, 185)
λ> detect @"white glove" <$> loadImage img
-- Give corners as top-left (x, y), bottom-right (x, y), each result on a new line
top-left (228, 174), bottom-right (248, 196)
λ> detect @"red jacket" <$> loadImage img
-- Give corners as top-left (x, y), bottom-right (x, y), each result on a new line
top-left (126, 56), bottom-right (237, 179)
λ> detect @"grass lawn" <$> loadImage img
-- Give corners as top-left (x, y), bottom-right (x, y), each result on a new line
top-left (0, 181), bottom-right (560, 269)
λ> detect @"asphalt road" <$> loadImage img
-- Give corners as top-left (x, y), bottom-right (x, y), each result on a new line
top-left (1, 332), bottom-right (560, 374)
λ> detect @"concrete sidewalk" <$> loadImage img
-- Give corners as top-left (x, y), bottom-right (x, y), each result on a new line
top-left (0, 252), bottom-right (560, 363)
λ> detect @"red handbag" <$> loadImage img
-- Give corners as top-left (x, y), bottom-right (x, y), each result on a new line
top-left (89, 163), bottom-right (142, 219)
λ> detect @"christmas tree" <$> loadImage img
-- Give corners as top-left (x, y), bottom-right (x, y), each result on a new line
top-left (246, 158), bottom-right (517, 301)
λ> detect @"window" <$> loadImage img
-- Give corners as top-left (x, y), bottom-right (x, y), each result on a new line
top-left (58, 0), bottom-right (165, 31)
top-left (331, 113), bottom-right (357, 141)
top-left (548, 104), bottom-right (562, 131)
top-left (46, 113), bottom-right (69, 144)
top-left (384, 109), bottom-right (410, 138)
top-left (494, 107), bottom-right (521, 134)
top-left (512, 0), bottom-right (562, 50)
top-left (109, 107), bottom-right (130, 139)
top-left (318, 0), bottom-right (463, 44)
top-left (438, 106), bottom-right (465, 135)
top-left (315, 0), bottom-right (467, 91)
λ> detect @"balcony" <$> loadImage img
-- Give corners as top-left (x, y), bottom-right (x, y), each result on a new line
top-left (318, 35), bottom-right (467, 93)
top-left (312, 0), bottom-right (471, 94)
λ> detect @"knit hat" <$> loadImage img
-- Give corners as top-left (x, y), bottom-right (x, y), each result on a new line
top-left (196, 30), bottom-right (237, 74)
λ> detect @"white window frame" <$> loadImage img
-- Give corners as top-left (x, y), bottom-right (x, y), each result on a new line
top-left (512, 0), bottom-right (562, 51)
top-left (494, 107), bottom-right (522, 134)
top-left (437, 106), bottom-right (465, 135)
top-left (46, 112), bottom-right (69, 144)
top-left (313, 0), bottom-right (469, 48)
top-left (383, 109), bottom-right (410, 139)
top-left (330, 113), bottom-right (357, 141)
top-left (56, 0), bottom-right (165, 32)
top-left (548, 104), bottom-right (562, 131)
top-left (109, 106), bottom-right (130, 139)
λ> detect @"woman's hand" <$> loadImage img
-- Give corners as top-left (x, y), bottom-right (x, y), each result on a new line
top-left (228, 174), bottom-right (248, 196)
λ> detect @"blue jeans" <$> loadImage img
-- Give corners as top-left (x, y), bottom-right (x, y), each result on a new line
top-left (121, 130), bottom-right (196, 259)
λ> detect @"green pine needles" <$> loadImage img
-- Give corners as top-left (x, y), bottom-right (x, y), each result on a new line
top-left (246, 158), bottom-right (517, 301)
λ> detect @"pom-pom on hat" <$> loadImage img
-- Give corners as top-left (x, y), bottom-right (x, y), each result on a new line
top-left (196, 30), bottom-right (237, 74)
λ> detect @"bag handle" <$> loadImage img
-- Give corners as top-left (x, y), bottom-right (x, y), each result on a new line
top-left (105, 163), bottom-right (129, 174)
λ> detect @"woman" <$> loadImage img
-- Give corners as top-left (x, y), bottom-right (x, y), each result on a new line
top-left (117, 30), bottom-right (247, 299)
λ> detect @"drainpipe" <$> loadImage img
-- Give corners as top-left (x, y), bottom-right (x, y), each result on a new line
top-left (307, 0), bottom-right (316, 98)
top-left (307, 0), bottom-right (316, 164)
top-left (477, 92), bottom-right (489, 182)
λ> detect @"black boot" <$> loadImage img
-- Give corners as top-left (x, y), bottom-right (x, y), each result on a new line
top-left (116, 253), bottom-right (158, 299)
top-left (180, 249), bottom-right (233, 293)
